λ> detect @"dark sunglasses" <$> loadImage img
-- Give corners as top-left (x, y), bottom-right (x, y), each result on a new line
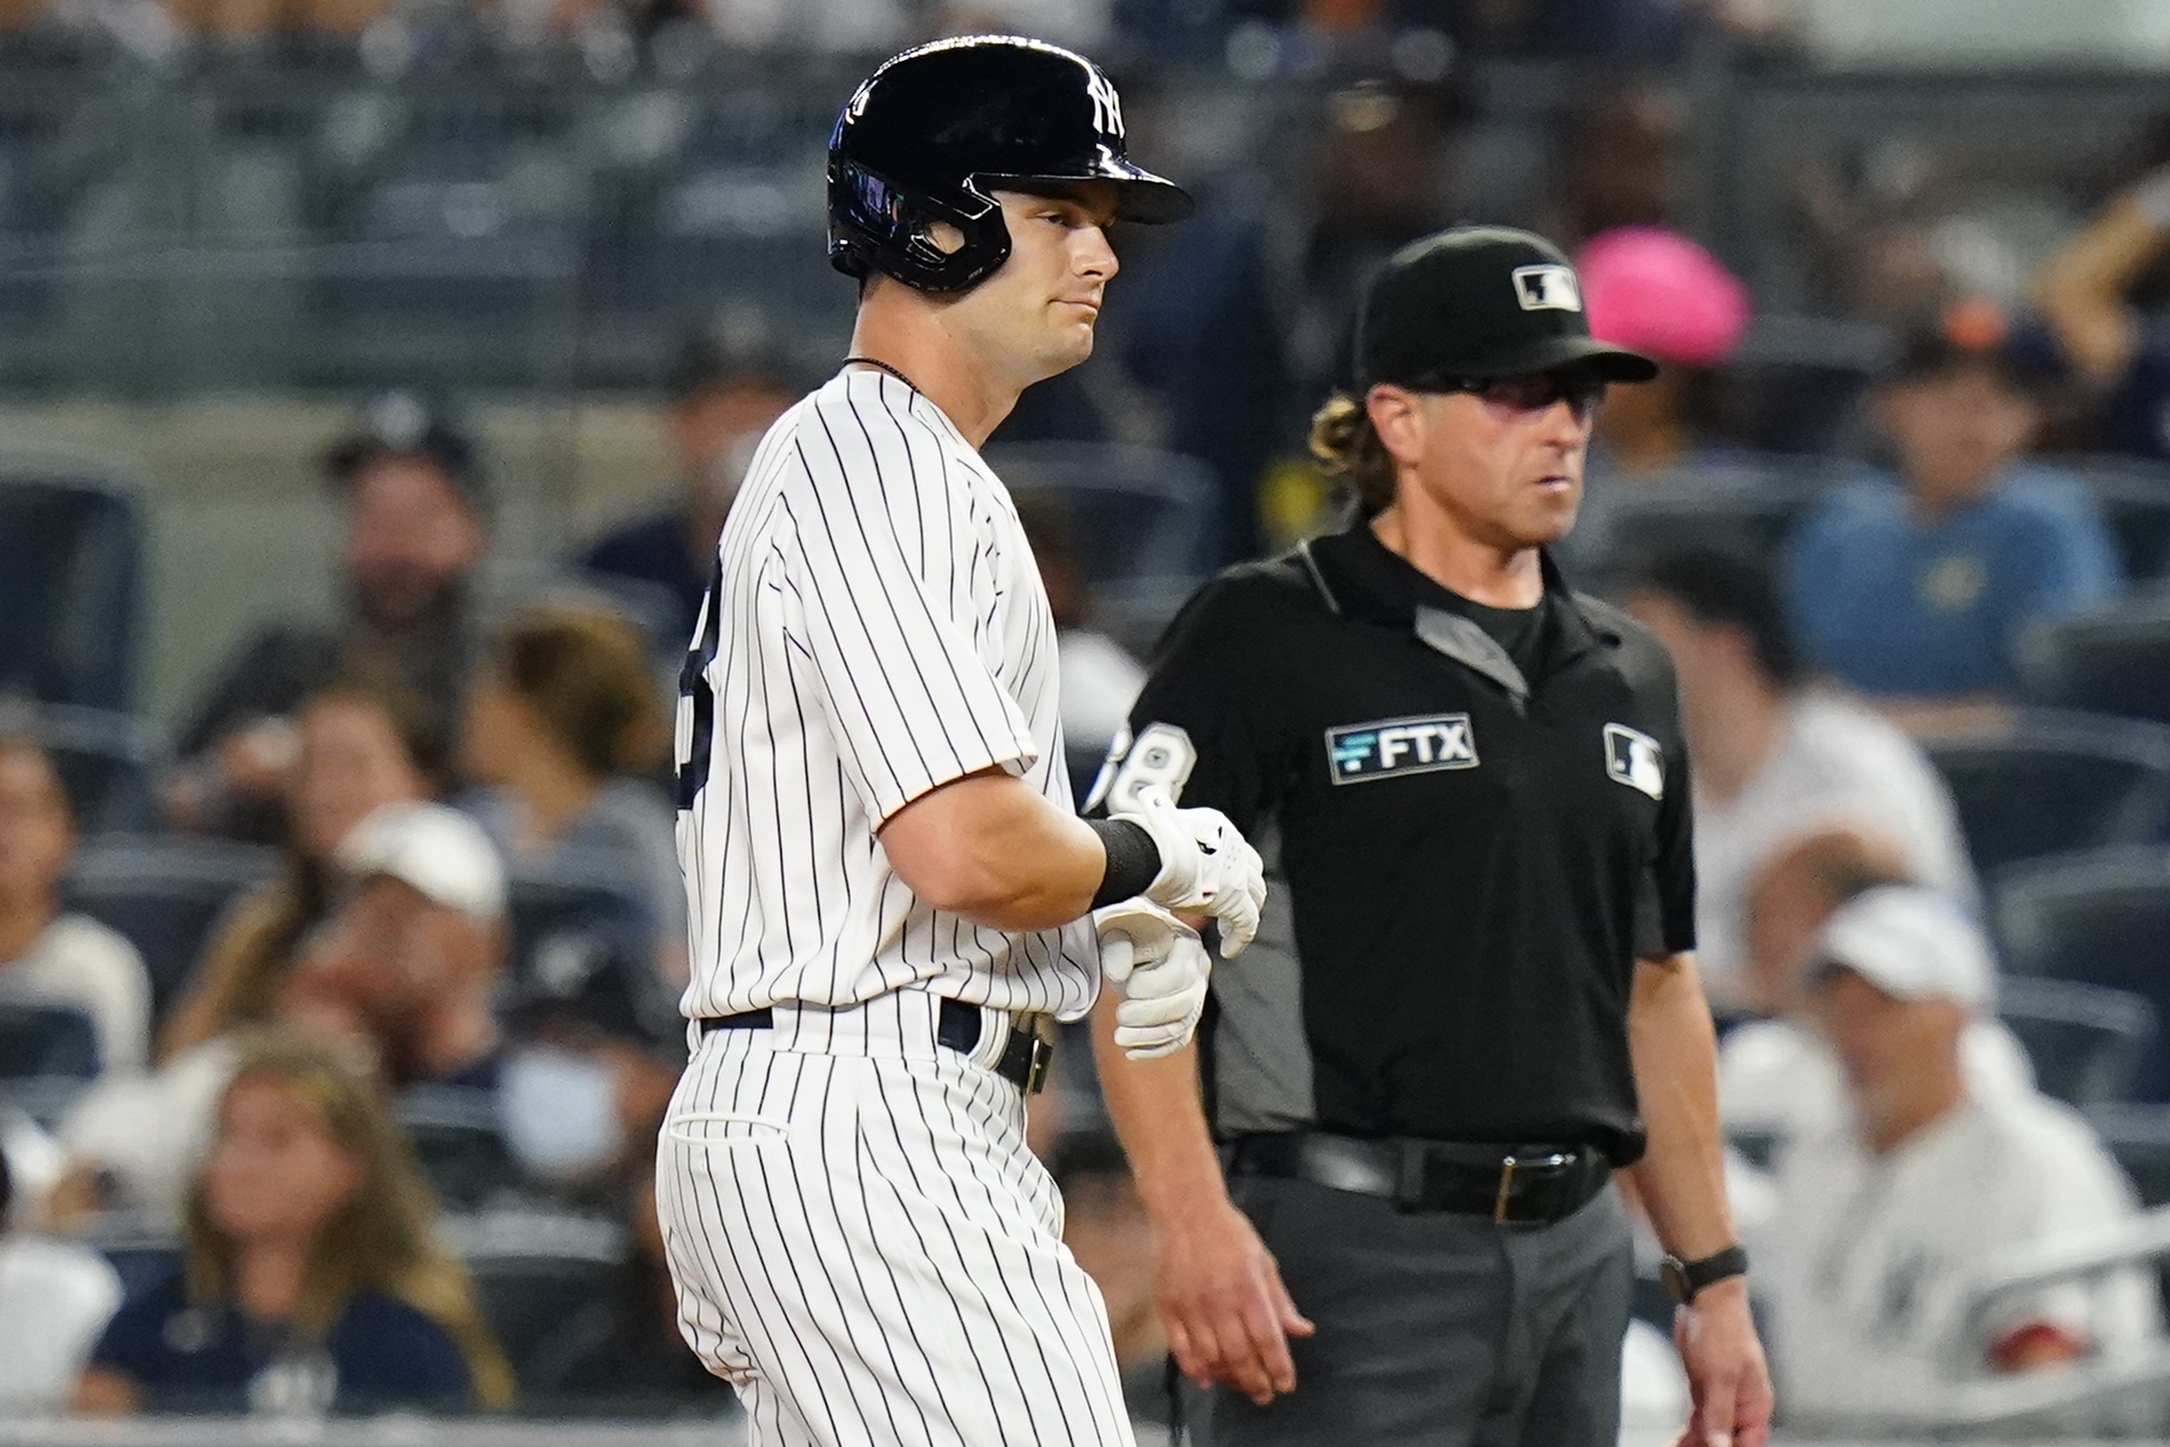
top-left (1442, 371), bottom-right (1608, 417)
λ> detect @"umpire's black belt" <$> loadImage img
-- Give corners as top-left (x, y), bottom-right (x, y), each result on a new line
top-left (698, 998), bottom-right (1052, 1095)
top-left (1226, 1131), bottom-right (1610, 1225)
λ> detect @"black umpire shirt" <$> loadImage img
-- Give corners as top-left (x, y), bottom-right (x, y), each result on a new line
top-left (1093, 517), bottom-right (1696, 1166)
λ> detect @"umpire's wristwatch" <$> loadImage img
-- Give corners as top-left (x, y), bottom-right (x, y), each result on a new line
top-left (1660, 1245), bottom-right (1748, 1306)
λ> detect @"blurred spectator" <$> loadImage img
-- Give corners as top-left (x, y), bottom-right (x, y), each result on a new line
top-left (1049, 1132), bottom-right (1166, 1422)
top-left (458, 604), bottom-right (683, 990)
top-left (0, 736), bottom-right (149, 1074)
top-left (2032, 130), bottom-right (2170, 460)
top-left (496, 934), bottom-right (681, 1196)
top-left (161, 675), bottom-right (440, 1063)
top-left (702, 0), bottom-right (906, 49)
top-left (1013, 492), bottom-right (1146, 800)
top-left (281, 801), bottom-right (509, 1091)
top-left (1755, 887), bottom-right (2158, 1423)
top-left (1784, 327), bottom-right (2123, 713)
top-left (1580, 226), bottom-right (1753, 480)
top-left (165, 393), bottom-right (488, 844)
top-left (74, 1030), bottom-right (512, 1415)
top-left (1716, 829), bottom-right (2030, 1141)
top-left (59, 802), bottom-right (509, 1230)
top-left (0, 1143), bottom-right (122, 1414)
top-left (578, 336), bottom-right (800, 647)
top-left (520, 1134), bottom-right (734, 1413)
top-left (1115, 72), bottom-right (1460, 561)
top-left (1545, 76), bottom-right (1687, 248)
top-left (1623, 549), bottom-right (1975, 1012)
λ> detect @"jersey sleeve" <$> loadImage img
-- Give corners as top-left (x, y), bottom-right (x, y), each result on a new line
top-left (1091, 572), bottom-right (1286, 835)
top-left (779, 398), bottom-right (1039, 826)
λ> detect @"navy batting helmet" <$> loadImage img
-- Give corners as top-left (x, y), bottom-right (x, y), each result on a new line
top-left (827, 35), bottom-right (1193, 295)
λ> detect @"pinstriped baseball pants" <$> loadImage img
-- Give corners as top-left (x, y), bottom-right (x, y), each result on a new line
top-left (657, 1008), bottom-right (1135, 1447)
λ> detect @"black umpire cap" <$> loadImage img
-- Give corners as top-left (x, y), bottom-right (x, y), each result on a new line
top-left (1355, 226), bottom-right (1659, 391)
top-left (323, 390), bottom-right (489, 514)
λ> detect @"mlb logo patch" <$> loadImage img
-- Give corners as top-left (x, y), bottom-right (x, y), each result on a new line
top-left (1604, 724), bottom-right (1664, 800)
top-left (1512, 264), bottom-right (1582, 313)
top-left (1327, 714), bottom-right (1477, 785)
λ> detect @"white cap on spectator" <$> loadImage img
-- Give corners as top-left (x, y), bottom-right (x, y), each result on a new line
top-left (336, 802), bottom-right (506, 924)
top-left (1809, 885), bottom-right (1995, 1010)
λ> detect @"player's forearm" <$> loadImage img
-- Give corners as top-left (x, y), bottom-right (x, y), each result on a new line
top-left (1090, 993), bottom-right (1230, 1225)
top-left (880, 769), bottom-right (1104, 929)
top-left (1625, 952), bottom-right (1738, 1261)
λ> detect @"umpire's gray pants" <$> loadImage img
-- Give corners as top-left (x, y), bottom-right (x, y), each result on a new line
top-left (1198, 1172), bottom-right (1632, 1447)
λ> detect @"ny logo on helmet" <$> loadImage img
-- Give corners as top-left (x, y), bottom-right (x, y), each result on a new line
top-left (1086, 67), bottom-right (1125, 140)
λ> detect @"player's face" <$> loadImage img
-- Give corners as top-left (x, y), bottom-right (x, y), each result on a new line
top-left (952, 185), bottom-right (1120, 386)
top-left (1372, 371), bottom-right (1600, 552)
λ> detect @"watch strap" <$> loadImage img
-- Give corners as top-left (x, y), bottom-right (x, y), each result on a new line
top-left (1668, 1244), bottom-right (1748, 1304)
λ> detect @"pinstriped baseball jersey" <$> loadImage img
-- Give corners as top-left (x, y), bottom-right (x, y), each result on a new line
top-left (673, 367), bottom-right (1099, 1029)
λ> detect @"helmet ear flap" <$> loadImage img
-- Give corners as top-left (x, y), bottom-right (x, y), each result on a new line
top-left (829, 162), bottom-right (1013, 294)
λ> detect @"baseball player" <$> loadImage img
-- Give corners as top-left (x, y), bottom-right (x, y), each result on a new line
top-left (655, 37), bottom-right (1267, 1447)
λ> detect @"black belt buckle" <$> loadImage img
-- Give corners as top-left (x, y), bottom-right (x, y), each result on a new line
top-left (1494, 1151), bottom-right (1574, 1225)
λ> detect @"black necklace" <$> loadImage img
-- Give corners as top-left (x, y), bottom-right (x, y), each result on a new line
top-left (843, 356), bottom-right (920, 393)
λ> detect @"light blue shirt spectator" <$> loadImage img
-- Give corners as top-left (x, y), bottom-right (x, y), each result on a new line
top-left (1785, 466), bottom-right (2122, 696)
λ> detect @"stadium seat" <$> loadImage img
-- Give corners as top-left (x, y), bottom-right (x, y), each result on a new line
top-left (1923, 711), bottom-right (2170, 876)
top-left (63, 835), bottom-right (280, 1027)
top-left (2089, 1105), bottom-right (2170, 1210)
top-left (399, 1084), bottom-right (521, 1212)
top-left (2048, 456), bottom-right (2170, 584)
top-left (985, 442), bottom-right (1221, 656)
top-left (2018, 598), bottom-right (2170, 728)
top-left (0, 1000), bottom-right (99, 1078)
top-left (0, 461), bottom-right (144, 711)
top-left (3, 702), bottom-right (162, 834)
top-left (1569, 459), bottom-right (1843, 592)
top-left (1998, 976), bottom-right (2158, 1109)
top-left (445, 1208), bottom-right (629, 1379)
top-left (1997, 847), bottom-right (2170, 1100)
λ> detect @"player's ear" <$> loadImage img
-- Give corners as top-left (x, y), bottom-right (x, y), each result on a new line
top-left (1366, 384), bottom-right (1426, 467)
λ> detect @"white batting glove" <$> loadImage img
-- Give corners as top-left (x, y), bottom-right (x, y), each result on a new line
top-left (1094, 899), bottom-right (1212, 1060)
top-left (1112, 790), bottom-right (1266, 958)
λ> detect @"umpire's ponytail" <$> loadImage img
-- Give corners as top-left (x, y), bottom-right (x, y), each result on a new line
top-left (1307, 391), bottom-right (1396, 515)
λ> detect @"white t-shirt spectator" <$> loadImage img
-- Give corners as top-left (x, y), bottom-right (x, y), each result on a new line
top-left (0, 915), bottom-right (151, 1074)
top-left (1757, 1089), bottom-right (2159, 1423)
top-left (0, 1233), bottom-right (122, 1412)
top-left (1696, 692), bottom-right (1976, 1003)
top-left (1720, 1015), bottom-right (2035, 1140)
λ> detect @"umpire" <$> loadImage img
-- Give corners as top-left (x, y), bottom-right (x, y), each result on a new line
top-left (1090, 227), bottom-right (1772, 1447)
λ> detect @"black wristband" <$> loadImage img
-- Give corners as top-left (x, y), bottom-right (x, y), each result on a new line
top-left (1087, 818), bottom-right (1162, 909)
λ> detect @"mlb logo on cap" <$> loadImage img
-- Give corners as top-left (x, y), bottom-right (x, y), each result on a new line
top-left (1513, 264), bottom-right (1581, 313)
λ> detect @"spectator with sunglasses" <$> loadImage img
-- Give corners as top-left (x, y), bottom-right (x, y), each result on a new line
top-left (1089, 227), bottom-right (1770, 1447)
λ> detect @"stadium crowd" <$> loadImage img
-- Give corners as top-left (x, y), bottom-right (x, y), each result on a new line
top-left (3, 2), bottom-right (2170, 1439)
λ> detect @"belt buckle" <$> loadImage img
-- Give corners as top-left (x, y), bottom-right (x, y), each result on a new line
top-left (1024, 1034), bottom-right (1053, 1095)
top-left (1493, 1155), bottom-right (1519, 1223)
top-left (1495, 1152), bottom-right (1574, 1225)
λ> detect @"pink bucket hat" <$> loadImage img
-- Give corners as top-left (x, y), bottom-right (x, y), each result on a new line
top-left (1577, 226), bottom-right (1751, 369)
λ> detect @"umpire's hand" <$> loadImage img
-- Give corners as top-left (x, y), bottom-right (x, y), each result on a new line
top-left (1154, 1196), bottom-right (1315, 1405)
top-left (1671, 1278), bottom-right (1773, 1447)
top-left (1114, 791), bottom-right (1267, 957)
